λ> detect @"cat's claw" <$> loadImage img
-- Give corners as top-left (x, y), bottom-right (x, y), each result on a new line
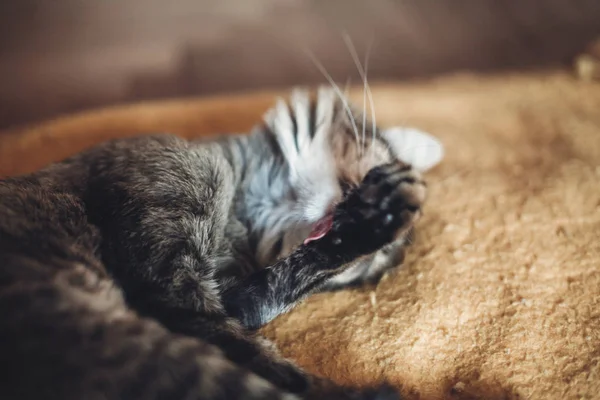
top-left (317, 162), bottom-right (426, 261)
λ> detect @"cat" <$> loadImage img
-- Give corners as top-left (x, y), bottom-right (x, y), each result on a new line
top-left (0, 87), bottom-right (443, 400)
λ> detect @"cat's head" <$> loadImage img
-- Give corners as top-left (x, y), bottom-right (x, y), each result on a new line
top-left (263, 87), bottom-right (444, 227)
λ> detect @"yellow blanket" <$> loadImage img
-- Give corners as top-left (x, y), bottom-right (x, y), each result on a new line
top-left (1, 71), bottom-right (598, 400)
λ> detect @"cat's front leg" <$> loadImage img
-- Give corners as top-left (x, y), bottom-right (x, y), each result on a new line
top-left (321, 238), bottom-right (409, 292)
top-left (223, 163), bottom-right (426, 329)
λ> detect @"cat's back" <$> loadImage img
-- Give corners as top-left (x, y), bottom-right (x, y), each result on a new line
top-left (0, 133), bottom-right (234, 279)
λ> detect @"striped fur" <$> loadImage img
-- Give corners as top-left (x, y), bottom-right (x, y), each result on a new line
top-left (0, 87), bottom-right (441, 399)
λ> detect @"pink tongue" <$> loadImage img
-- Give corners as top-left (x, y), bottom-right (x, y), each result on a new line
top-left (304, 214), bottom-right (334, 245)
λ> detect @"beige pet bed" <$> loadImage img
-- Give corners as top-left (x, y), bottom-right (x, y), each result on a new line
top-left (1, 70), bottom-right (598, 400)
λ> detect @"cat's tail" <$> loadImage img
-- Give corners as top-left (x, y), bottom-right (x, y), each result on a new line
top-left (306, 380), bottom-right (401, 400)
top-left (342, 384), bottom-right (401, 400)
top-left (0, 253), bottom-right (299, 400)
top-left (0, 253), bottom-right (402, 400)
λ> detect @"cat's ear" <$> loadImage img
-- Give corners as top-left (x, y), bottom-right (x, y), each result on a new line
top-left (380, 127), bottom-right (444, 172)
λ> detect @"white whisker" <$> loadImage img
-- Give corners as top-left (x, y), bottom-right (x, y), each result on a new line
top-left (342, 33), bottom-right (377, 156)
top-left (344, 77), bottom-right (352, 97)
top-left (342, 32), bottom-right (366, 155)
top-left (303, 47), bottom-right (361, 149)
top-left (364, 39), bottom-right (376, 154)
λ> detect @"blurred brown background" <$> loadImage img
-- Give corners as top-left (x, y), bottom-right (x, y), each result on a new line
top-left (1, 0), bottom-right (599, 130)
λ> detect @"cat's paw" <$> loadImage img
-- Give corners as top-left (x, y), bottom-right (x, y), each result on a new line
top-left (320, 163), bottom-right (425, 262)
top-left (247, 353), bottom-right (309, 393)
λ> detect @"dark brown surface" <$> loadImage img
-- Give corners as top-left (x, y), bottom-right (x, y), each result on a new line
top-left (1, 0), bottom-right (600, 130)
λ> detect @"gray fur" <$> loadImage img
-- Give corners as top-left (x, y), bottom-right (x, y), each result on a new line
top-left (0, 87), bottom-right (427, 400)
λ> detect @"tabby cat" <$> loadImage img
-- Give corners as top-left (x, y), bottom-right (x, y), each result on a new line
top-left (0, 88), bottom-right (443, 400)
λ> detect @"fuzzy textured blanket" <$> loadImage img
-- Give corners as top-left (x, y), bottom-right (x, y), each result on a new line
top-left (1, 70), bottom-right (598, 400)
